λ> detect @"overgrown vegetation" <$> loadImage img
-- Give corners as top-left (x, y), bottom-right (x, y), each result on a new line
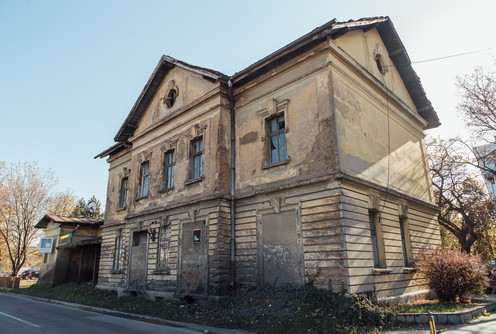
top-left (415, 248), bottom-right (488, 302)
top-left (1, 283), bottom-right (392, 334)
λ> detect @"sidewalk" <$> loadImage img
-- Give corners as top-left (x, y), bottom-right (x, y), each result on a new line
top-left (384, 313), bottom-right (496, 334)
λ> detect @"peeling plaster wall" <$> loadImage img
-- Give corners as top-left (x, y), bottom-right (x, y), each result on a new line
top-left (234, 48), bottom-right (339, 194)
top-left (98, 67), bottom-right (232, 298)
top-left (329, 33), bottom-right (434, 203)
top-left (334, 29), bottom-right (416, 112)
top-left (104, 68), bottom-right (231, 220)
top-left (98, 25), bottom-right (441, 301)
top-left (134, 67), bottom-right (219, 139)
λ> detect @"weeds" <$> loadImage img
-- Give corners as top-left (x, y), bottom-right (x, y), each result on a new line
top-left (1, 283), bottom-right (389, 334)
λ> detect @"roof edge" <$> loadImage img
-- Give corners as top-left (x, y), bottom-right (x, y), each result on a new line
top-left (35, 214), bottom-right (104, 229)
top-left (94, 142), bottom-right (131, 159)
top-left (112, 56), bottom-right (228, 143)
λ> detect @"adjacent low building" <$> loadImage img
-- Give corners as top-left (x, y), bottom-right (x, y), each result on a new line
top-left (35, 215), bottom-right (103, 286)
top-left (96, 16), bottom-right (441, 302)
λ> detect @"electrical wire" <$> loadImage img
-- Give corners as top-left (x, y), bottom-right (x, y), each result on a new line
top-left (411, 48), bottom-right (491, 64)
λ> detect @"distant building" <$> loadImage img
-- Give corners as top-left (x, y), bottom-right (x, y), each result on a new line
top-left (96, 16), bottom-right (441, 302)
top-left (473, 142), bottom-right (496, 199)
top-left (35, 215), bottom-right (103, 286)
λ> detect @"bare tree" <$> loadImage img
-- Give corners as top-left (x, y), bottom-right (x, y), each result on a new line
top-left (457, 65), bottom-right (496, 141)
top-left (427, 138), bottom-right (496, 256)
top-left (457, 65), bottom-right (496, 182)
top-left (0, 162), bottom-right (57, 275)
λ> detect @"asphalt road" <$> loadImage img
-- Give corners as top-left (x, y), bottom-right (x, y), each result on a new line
top-left (0, 293), bottom-right (202, 334)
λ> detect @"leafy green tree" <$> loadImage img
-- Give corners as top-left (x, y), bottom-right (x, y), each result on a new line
top-left (71, 195), bottom-right (103, 220)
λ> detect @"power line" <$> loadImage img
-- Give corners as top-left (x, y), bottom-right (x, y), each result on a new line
top-left (411, 48), bottom-right (491, 64)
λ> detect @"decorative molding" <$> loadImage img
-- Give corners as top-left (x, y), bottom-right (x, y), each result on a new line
top-left (161, 80), bottom-right (179, 107)
top-left (186, 123), bottom-right (207, 139)
top-left (373, 44), bottom-right (384, 58)
top-left (137, 149), bottom-right (153, 163)
top-left (257, 98), bottom-right (290, 119)
top-left (269, 197), bottom-right (284, 214)
top-left (398, 203), bottom-right (409, 218)
top-left (188, 209), bottom-right (198, 222)
top-left (258, 99), bottom-right (290, 143)
top-left (160, 138), bottom-right (178, 152)
top-left (117, 167), bottom-right (131, 179)
top-left (161, 216), bottom-right (172, 227)
top-left (368, 194), bottom-right (381, 211)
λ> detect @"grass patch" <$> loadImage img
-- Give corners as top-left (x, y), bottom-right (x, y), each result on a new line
top-left (19, 279), bottom-right (38, 288)
top-left (1, 283), bottom-right (391, 334)
top-left (392, 300), bottom-right (476, 314)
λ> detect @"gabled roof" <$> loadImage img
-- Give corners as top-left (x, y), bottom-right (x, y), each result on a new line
top-left (97, 16), bottom-right (439, 158)
top-left (35, 214), bottom-right (103, 229)
top-left (232, 16), bottom-right (440, 129)
top-left (114, 56), bottom-right (227, 143)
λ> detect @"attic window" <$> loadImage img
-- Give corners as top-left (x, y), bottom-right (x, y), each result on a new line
top-left (165, 89), bottom-right (177, 108)
top-left (375, 54), bottom-right (386, 75)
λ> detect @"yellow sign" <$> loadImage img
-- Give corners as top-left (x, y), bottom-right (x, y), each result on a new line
top-left (60, 233), bottom-right (72, 240)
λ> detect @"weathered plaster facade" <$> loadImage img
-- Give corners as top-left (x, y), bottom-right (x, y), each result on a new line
top-left (96, 17), bottom-right (441, 302)
top-left (35, 215), bottom-right (102, 287)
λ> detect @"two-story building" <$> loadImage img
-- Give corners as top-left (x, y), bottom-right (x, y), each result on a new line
top-left (96, 16), bottom-right (441, 303)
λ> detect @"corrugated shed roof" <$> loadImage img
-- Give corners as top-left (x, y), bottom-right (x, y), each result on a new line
top-left (35, 214), bottom-right (103, 229)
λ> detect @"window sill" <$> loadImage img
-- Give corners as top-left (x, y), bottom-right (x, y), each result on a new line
top-left (372, 268), bottom-right (392, 275)
top-left (135, 195), bottom-right (148, 202)
top-left (153, 269), bottom-right (171, 275)
top-left (263, 159), bottom-right (290, 170)
top-left (402, 267), bottom-right (416, 273)
top-left (111, 269), bottom-right (123, 274)
top-left (185, 176), bottom-right (203, 186)
top-left (116, 207), bottom-right (127, 212)
top-left (158, 187), bottom-right (174, 194)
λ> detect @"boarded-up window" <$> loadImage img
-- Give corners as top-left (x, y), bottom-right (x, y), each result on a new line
top-left (129, 231), bottom-right (147, 289)
top-left (261, 210), bottom-right (302, 285)
top-left (157, 225), bottom-right (171, 269)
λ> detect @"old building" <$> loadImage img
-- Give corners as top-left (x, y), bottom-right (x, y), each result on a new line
top-left (474, 142), bottom-right (496, 199)
top-left (95, 16), bottom-right (441, 302)
top-left (36, 215), bottom-right (103, 287)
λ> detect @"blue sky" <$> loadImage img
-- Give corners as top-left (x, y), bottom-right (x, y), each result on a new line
top-left (1, 0), bottom-right (495, 205)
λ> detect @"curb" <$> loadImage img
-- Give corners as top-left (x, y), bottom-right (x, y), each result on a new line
top-left (393, 299), bottom-right (496, 325)
top-left (0, 291), bottom-right (253, 334)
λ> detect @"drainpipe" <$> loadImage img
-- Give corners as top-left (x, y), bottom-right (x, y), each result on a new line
top-left (228, 79), bottom-right (236, 290)
top-left (69, 224), bottom-right (80, 243)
